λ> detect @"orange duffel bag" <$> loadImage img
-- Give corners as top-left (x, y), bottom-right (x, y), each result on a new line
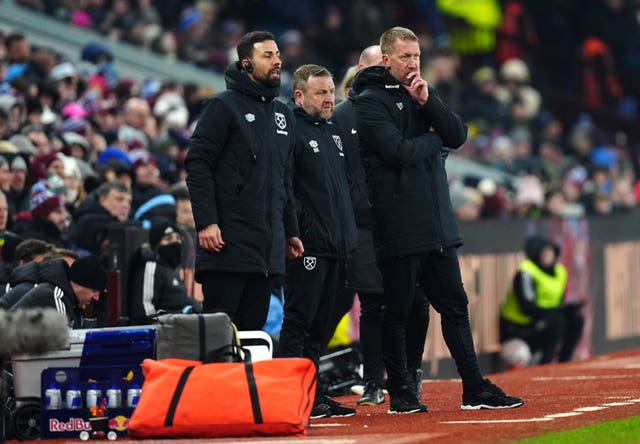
top-left (128, 356), bottom-right (316, 438)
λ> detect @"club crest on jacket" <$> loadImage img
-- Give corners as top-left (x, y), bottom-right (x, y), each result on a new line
top-left (303, 256), bottom-right (317, 271)
top-left (275, 112), bottom-right (288, 135)
top-left (332, 135), bottom-right (344, 156)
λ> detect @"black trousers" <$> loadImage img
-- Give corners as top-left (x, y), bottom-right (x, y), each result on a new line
top-left (354, 288), bottom-right (429, 386)
top-left (500, 306), bottom-right (585, 364)
top-left (380, 248), bottom-right (483, 395)
top-left (200, 271), bottom-right (274, 331)
top-left (279, 256), bottom-right (342, 368)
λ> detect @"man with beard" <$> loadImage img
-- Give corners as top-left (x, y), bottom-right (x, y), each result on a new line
top-left (277, 64), bottom-right (357, 418)
top-left (186, 31), bottom-right (303, 330)
top-left (354, 26), bottom-right (523, 413)
top-left (128, 220), bottom-right (200, 325)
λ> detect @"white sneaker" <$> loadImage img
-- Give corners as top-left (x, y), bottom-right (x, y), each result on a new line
top-left (351, 384), bottom-right (388, 396)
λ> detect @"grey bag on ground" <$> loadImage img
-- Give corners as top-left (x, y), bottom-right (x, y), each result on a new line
top-left (155, 312), bottom-right (241, 362)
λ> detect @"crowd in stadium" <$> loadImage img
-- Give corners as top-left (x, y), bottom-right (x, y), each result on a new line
top-left (0, 0), bottom-right (638, 248)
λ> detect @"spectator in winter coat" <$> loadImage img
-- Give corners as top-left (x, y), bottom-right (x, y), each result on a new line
top-left (14, 185), bottom-right (69, 248)
top-left (128, 220), bottom-right (200, 325)
top-left (70, 180), bottom-right (132, 255)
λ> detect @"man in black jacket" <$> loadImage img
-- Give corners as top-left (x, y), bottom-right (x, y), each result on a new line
top-left (278, 64), bottom-right (358, 419)
top-left (11, 255), bottom-right (107, 328)
top-left (185, 31), bottom-right (303, 330)
top-left (333, 45), bottom-right (430, 407)
top-left (128, 220), bottom-right (200, 325)
top-left (354, 26), bottom-right (523, 413)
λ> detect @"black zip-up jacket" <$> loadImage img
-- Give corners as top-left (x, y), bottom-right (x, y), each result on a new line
top-left (186, 62), bottom-right (298, 278)
top-left (291, 105), bottom-right (357, 257)
top-left (0, 261), bottom-right (39, 309)
top-left (129, 257), bottom-right (197, 325)
top-left (353, 66), bottom-right (467, 258)
top-left (332, 87), bottom-right (372, 229)
top-left (11, 259), bottom-right (82, 328)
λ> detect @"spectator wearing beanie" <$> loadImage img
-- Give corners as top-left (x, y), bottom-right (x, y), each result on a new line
top-left (11, 254), bottom-right (107, 328)
top-left (128, 148), bottom-right (163, 213)
top-left (14, 185), bottom-right (69, 248)
top-left (128, 219), bottom-right (199, 325)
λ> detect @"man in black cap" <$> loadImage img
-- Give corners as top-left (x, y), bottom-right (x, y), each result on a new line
top-left (11, 254), bottom-right (107, 328)
top-left (128, 219), bottom-right (199, 325)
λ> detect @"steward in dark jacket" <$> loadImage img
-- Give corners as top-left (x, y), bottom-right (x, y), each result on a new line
top-left (185, 31), bottom-right (302, 330)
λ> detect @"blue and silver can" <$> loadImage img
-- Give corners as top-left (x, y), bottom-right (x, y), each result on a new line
top-left (45, 386), bottom-right (62, 410)
top-left (126, 386), bottom-right (141, 408)
top-left (66, 386), bottom-right (82, 409)
top-left (86, 386), bottom-right (102, 408)
top-left (106, 386), bottom-right (122, 408)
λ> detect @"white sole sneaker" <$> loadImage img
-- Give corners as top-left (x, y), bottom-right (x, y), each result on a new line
top-left (351, 384), bottom-right (389, 396)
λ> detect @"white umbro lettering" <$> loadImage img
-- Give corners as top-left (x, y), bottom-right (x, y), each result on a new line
top-left (385, 84), bottom-right (400, 89)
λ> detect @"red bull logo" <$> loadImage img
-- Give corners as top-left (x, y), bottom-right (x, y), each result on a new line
top-left (49, 418), bottom-right (91, 432)
top-left (109, 415), bottom-right (130, 431)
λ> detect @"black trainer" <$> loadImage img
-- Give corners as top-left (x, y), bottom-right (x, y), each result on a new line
top-left (461, 379), bottom-right (524, 410)
top-left (310, 402), bottom-right (331, 419)
top-left (357, 381), bottom-right (385, 406)
top-left (388, 388), bottom-right (428, 414)
top-left (314, 395), bottom-right (356, 417)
